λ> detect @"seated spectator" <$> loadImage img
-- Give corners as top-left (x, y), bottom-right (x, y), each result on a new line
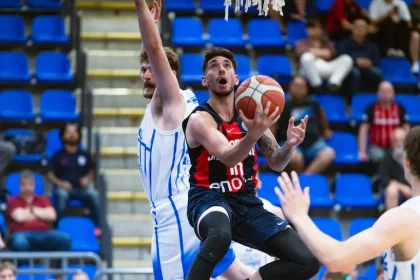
top-left (47, 123), bottom-right (100, 234)
top-left (72, 272), bottom-right (89, 280)
top-left (339, 17), bottom-right (383, 94)
top-left (409, 0), bottom-right (420, 73)
top-left (0, 262), bottom-right (16, 280)
top-left (5, 170), bottom-right (71, 257)
top-left (0, 141), bottom-right (15, 179)
top-left (326, 0), bottom-right (373, 40)
top-left (269, 0), bottom-right (314, 31)
top-left (379, 127), bottom-right (411, 209)
top-left (358, 81), bottom-right (410, 163)
top-left (369, 0), bottom-right (412, 58)
top-left (295, 19), bottom-right (353, 92)
top-left (323, 272), bottom-right (343, 280)
top-left (272, 76), bottom-right (335, 174)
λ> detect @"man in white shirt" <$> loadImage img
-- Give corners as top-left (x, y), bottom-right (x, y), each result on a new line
top-left (369, 0), bottom-right (412, 58)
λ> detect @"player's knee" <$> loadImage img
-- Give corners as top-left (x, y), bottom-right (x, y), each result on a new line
top-left (298, 250), bottom-right (320, 278)
top-left (199, 227), bottom-right (232, 264)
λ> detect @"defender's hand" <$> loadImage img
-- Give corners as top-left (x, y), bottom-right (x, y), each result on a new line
top-left (150, 0), bottom-right (162, 21)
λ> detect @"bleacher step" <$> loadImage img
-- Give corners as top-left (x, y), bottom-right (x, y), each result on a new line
top-left (93, 88), bottom-right (148, 108)
top-left (107, 191), bottom-right (149, 215)
top-left (98, 127), bottom-right (139, 147)
top-left (103, 169), bottom-right (143, 192)
top-left (113, 237), bottom-right (152, 260)
top-left (82, 15), bottom-right (139, 34)
top-left (87, 50), bottom-right (141, 70)
top-left (109, 214), bottom-right (152, 238)
top-left (93, 109), bottom-right (144, 128)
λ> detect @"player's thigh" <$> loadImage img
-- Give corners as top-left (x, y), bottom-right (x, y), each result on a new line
top-left (232, 206), bottom-right (288, 252)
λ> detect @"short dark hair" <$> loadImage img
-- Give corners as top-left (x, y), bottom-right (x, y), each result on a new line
top-left (140, 47), bottom-right (180, 73)
top-left (404, 126), bottom-right (420, 178)
top-left (305, 18), bottom-right (322, 28)
top-left (60, 123), bottom-right (81, 141)
top-left (202, 47), bottom-right (237, 73)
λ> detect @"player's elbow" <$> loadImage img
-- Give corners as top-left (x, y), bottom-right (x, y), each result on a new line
top-left (324, 256), bottom-right (350, 273)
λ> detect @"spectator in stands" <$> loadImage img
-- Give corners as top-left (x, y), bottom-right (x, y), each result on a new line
top-left (0, 262), bottom-right (16, 280)
top-left (5, 170), bottom-right (71, 258)
top-left (376, 268), bottom-right (384, 280)
top-left (409, 0), bottom-right (420, 73)
top-left (323, 271), bottom-right (343, 280)
top-left (369, 0), bottom-right (412, 58)
top-left (339, 17), bottom-right (383, 93)
top-left (72, 272), bottom-right (89, 280)
top-left (272, 76), bottom-right (335, 174)
top-left (295, 19), bottom-right (353, 92)
top-left (0, 141), bottom-right (15, 179)
top-left (358, 81), bottom-right (410, 163)
top-left (269, 0), bottom-right (313, 31)
top-left (379, 127), bottom-right (411, 209)
top-left (48, 123), bottom-right (100, 234)
top-left (326, 0), bottom-right (374, 40)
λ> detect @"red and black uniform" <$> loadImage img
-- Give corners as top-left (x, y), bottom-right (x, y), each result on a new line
top-left (187, 103), bottom-right (258, 194)
top-left (182, 102), bottom-right (289, 251)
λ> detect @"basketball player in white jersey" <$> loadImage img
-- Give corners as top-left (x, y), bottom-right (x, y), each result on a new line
top-left (275, 126), bottom-right (420, 280)
top-left (134, 0), bottom-right (254, 279)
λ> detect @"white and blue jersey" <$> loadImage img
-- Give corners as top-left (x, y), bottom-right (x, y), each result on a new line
top-left (383, 196), bottom-right (420, 280)
top-left (137, 90), bottom-right (235, 280)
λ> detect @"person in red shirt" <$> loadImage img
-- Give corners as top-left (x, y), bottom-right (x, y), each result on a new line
top-left (326, 0), bottom-right (374, 40)
top-left (6, 170), bottom-right (71, 259)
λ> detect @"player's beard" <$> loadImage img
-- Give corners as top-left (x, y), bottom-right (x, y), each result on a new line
top-left (210, 83), bottom-right (234, 97)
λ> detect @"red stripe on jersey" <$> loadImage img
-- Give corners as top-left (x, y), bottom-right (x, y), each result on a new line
top-left (193, 147), bottom-right (210, 188)
top-left (252, 148), bottom-right (259, 187)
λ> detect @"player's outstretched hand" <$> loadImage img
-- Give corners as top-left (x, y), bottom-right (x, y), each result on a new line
top-left (239, 101), bottom-right (281, 142)
top-left (274, 171), bottom-right (310, 223)
top-left (286, 115), bottom-right (308, 147)
top-left (150, 0), bottom-right (162, 21)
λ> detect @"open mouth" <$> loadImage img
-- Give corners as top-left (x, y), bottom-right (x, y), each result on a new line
top-left (144, 84), bottom-right (155, 91)
top-left (218, 78), bottom-right (227, 86)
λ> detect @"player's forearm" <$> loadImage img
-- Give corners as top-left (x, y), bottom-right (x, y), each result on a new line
top-left (258, 135), bottom-right (294, 172)
top-left (220, 134), bottom-right (257, 168)
top-left (135, 0), bottom-right (162, 54)
top-left (291, 214), bottom-right (345, 271)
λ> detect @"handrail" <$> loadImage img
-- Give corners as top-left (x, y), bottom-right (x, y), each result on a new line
top-left (94, 268), bottom-right (153, 280)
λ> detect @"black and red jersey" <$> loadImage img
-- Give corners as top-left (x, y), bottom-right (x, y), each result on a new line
top-left (182, 103), bottom-right (258, 194)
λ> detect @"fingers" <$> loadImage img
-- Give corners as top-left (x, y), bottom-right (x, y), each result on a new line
top-left (274, 187), bottom-right (284, 201)
top-left (291, 171), bottom-right (302, 192)
top-left (238, 109), bottom-right (251, 123)
top-left (298, 115), bottom-right (308, 130)
top-left (263, 101), bottom-right (272, 117)
top-left (288, 117), bottom-right (295, 127)
top-left (279, 172), bottom-right (294, 195)
top-left (268, 106), bottom-right (280, 120)
top-left (303, 186), bottom-right (310, 198)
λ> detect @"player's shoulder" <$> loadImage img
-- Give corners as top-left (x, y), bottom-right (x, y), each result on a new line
top-left (188, 110), bottom-right (215, 130)
top-left (376, 206), bottom-right (420, 234)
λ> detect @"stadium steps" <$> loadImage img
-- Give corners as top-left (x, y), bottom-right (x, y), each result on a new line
top-left (103, 169), bottom-right (143, 192)
top-left (77, 1), bottom-right (135, 12)
top-left (109, 214), bottom-right (152, 238)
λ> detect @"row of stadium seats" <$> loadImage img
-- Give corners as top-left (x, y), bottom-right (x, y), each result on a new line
top-left (3, 129), bottom-right (68, 162)
top-left (0, 90), bottom-right (78, 122)
top-left (181, 53), bottom-right (418, 86)
top-left (313, 217), bottom-right (377, 241)
top-left (16, 264), bottom-right (97, 280)
top-left (0, 51), bottom-right (73, 83)
top-left (194, 91), bottom-right (420, 124)
top-left (173, 18), bottom-right (306, 47)
top-left (318, 264), bottom-right (377, 280)
top-left (259, 173), bottom-right (380, 209)
top-left (0, 0), bottom-right (61, 9)
top-left (0, 15), bottom-right (68, 44)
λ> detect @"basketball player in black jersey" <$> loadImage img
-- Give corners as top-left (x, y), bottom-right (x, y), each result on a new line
top-left (182, 47), bottom-right (319, 280)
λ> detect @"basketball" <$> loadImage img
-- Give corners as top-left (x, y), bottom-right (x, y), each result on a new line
top-left (235, 75), bottom-right (285, 119)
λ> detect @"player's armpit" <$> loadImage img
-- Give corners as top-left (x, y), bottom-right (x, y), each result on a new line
top-left (257, 129), bottom-right (293, 172)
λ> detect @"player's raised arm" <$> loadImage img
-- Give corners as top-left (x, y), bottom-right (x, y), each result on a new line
top-left (275, 172), bottom-right (419, 272)
top-left (186, 102), bottom-right (280, 168)
top-left (257, 116), bottom-right (308, 172)
top-left (134, 0), bottom-right (182, 105)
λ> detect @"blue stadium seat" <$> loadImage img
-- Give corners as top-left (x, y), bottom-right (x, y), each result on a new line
top-left (27, 0), bottom-right (61, 9)
top-left (194, 90), bottom-right (209, 104)
top-left (208, 18), bottom-right (246, 47)
top-left (2, 129), bottom-right (43, 163)
top-left (257, 55), bottom-right (292, 85)
top-left (0, 212), bottom-right (6, 234)
top-left (67, 265), bottom-right (97, 280)
top-left (356, 0), bottom-right (371, 10)
top-left (45, 129), bottom-right (61, 159)
top-left (312, 94), bottom-right (349, 123)
top-left (32, 16), bottom-right (68, 44)
top-left (349, 217), bottom-right (377, 236)
top-left (258, 173), bottom-right (280, 206)
top-left (248, 19), bottom-right (285, 48)
top-left (6, 172), bottom-right (45, 197)
top-left (395, 94), bottom-right (420, 123)
top-left (0, 0), bottom-right (22, 8)
top-left (181, 53), bottom-right (203, 84)
top-left (287, 20), bottom-right (307, 46)
top-left (166, 0), bottom-right (195, 11)
top-left (17, 266), bottom-right (52, 280)
top-left (318, 266), bottom-right (327, 280)
top-left (40, 90), bottom-right (79, 121)
top-left (299, 174), bottom-right (334, 208)
top-left (236, 54), bottom-right (251, 82)
top-left (35, 52), bottom-right (73, 83)
top-left (312, 218), bottom-right (343, 240)
top-left (0, 52), bottom-right (30, 82)
top-left (351, 93), bottom-right (377, 122)
top-left (58, 217), bottom-right (100, 253)
top-left (172, 17), bottom-right (206, 47)
top-left (363, 264), bottom-right (377, 279)
top-left (0, 90), bottom-right (35, 121)
top-left (315, 0), bottom-right (335, 12)
top-left (0, 16), bottom-right (26, 43)
top-left (336, 174), bottom-right (379, 208)
top-left (326, 132), bottom-right (359, 164)
top-left (380, 58), bottom-right (417, 86)
top-left (200, 0), bottom-right (234, 12)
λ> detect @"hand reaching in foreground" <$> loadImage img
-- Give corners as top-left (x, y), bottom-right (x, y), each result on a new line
top-left (274, 171), bottom-right (310, 223)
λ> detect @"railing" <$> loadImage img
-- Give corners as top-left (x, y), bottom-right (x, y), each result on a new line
top-left (94, 268), bottom-right (153, 280)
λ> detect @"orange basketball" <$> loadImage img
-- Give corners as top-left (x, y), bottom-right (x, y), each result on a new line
top-left (235, 75), bottom-right (285, 119)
